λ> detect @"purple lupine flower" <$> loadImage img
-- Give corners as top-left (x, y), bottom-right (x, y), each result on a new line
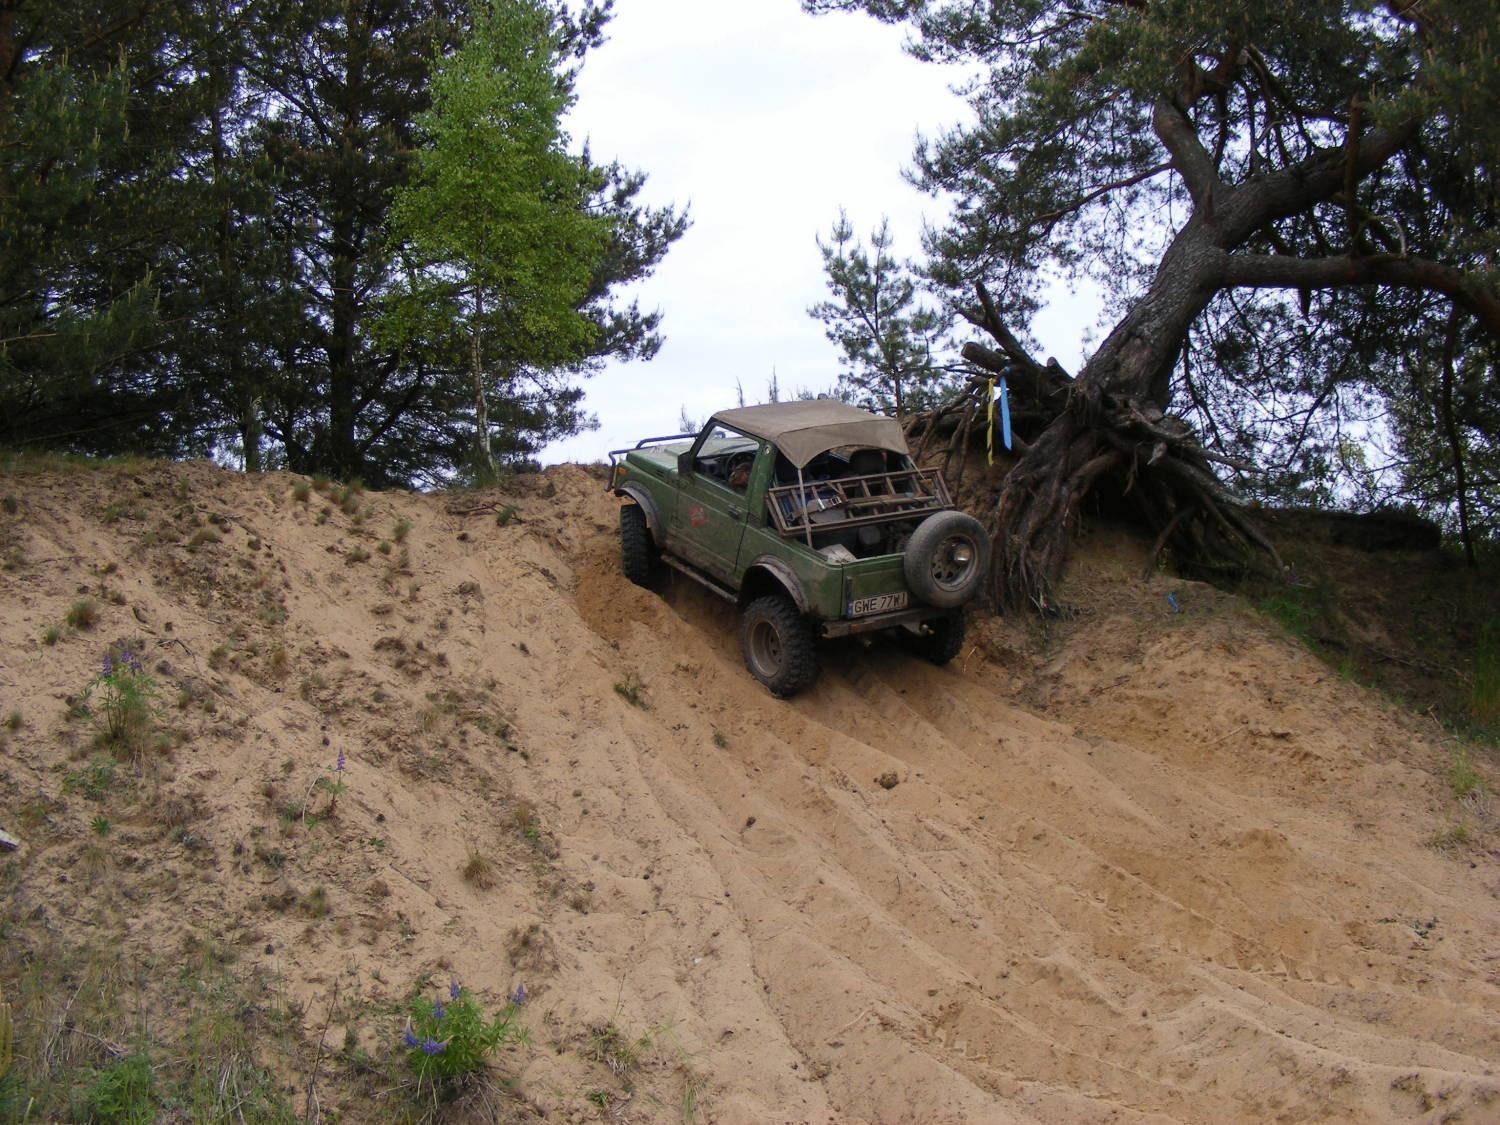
top-left (335, 750), bottom-right (346, 773)
top-left (511, 983), bottom-right (526, 1006)
top-left (101, 653), bottom-right (114, 675)
top-left (431, 998), bottom-right (446, 1021)
top-left (449, 980), bottom-right (461, 1002)
top-left (420, 1038), bottom-right (447, 1056)
top-left (402, 1024), bottom-right (419, 1049)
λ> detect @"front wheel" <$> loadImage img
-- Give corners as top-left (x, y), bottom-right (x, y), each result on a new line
top-left (910, 612), bottom-right (966, 666)
top-left (619, 504), bottom-right (657, 587)
top-left (740, 595), bottom-right (819, 697)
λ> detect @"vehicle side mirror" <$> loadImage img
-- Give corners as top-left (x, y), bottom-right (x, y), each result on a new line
top-left (677, 450), bottom-right (694, 477)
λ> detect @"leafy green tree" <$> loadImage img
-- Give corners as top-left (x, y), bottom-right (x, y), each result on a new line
top-left (243, 0), bottom-right (680, 484)
top-left (810, 0), bottom-right (1500, 606)
top-left (383, 0), bottom-right (610, 483)
top-left (809, 212), bottom-right (956, 417)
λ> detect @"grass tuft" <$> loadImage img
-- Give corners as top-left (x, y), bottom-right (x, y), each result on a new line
top-left (613, 672), bottom-right (648, 709)
top-left (1428, 822), bottom-right (1472, 851)
top-left (1447, 744), bottom-right (1483, 800)
top-left (66, 598), bottom-right (100, 630)
top-left (462, 846), bottom-right (496, 890)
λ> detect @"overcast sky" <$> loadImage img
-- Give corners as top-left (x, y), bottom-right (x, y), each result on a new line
top-left (543, 0), bottom-right (1098, 463)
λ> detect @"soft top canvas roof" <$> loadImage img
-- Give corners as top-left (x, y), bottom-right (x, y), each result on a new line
top-left (711, 400), bottom-right (908, 468)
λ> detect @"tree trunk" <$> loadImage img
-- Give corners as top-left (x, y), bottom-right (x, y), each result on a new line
top-left (471, 291), bottom-right (496, 483)
top-left (240, 395), bottom-right (262, 473)
top-left (326, 223), bottom-right (359, 480)
top-left (981, 211), bottom-right (1268, 608)
top-left (1440, 305), bottom-right (1476, 567)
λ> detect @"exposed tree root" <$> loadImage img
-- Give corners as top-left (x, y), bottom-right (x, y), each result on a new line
top-left (907, 283), bottom-right (1284, 611)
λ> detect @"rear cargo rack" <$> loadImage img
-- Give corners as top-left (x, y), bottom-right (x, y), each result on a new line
top-left (766, 468), bottom-right (951, 536)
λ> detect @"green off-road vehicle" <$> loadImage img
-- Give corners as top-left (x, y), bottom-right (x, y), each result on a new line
top-left (607, 400), bottom-right (989, 696)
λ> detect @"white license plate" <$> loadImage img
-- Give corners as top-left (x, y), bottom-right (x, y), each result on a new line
top-left (850, 592), bottom-right (908, 617)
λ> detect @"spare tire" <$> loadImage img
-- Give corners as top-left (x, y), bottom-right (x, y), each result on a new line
top-left (903, 511), bottom-right (989, 608)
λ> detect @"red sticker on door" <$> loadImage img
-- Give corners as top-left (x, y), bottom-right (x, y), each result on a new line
top-left (688, 504), bottom-right (707, 527)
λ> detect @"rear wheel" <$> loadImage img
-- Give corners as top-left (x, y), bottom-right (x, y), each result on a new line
top-left (740, 595), bottom-right (819, 697)
top-left (910, 612), bottom-right (966, 666)
top-left (620, 504), bottom-right (657, 587)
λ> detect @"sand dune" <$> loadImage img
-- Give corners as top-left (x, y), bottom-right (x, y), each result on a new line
top-left (1, 461), bottom-right (1495, 1122)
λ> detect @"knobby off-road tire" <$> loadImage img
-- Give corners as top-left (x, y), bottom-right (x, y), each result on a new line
top-left (740, 594), bottom-right (819, 697)
top-left (911, 612), bottom-right (966, 666)
top-left (619, 504), bottom-right (657, 587)
top-left (904, 510), bottom-right (990, 609)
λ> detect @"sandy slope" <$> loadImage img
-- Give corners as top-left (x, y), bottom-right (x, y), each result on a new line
top-left (1, 461), bottom-right (1497, 1123)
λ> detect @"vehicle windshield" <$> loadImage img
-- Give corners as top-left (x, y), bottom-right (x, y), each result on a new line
top-left (697, 428), bottom-right (758, 457)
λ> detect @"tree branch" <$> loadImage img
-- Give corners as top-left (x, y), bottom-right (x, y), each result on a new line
top-left (1152, 98), bottom-right (1220, 205)
top-left (1032, 162), bottom-right (1172, 232)
top-left (1220, 252), bottom-right (1500, 339)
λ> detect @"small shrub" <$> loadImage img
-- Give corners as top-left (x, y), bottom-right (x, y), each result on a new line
top-left (82, 648), bottom-right (160, 758)
top-left (79, 1051), bottom-right (156, 1124)
top-left (613, 673), bottom-right (648, 709)
top-left (400, 983), bottom-right (524, 1095)
top-left (494, 505), bottom-right (516, 527)
top-left (711, 730), bottom-right (728, 750)
top-left (66, 599), bottom-right (100, 631)
top-left (4, 710), bottom-right (20, 732)
top-left (292, 480), bottom-right (311, 503)
top-left (62, 757), bottom-right (116, 801)
top-left (313, 752), bottom-right (347, 815)
top-left (393, 517), bottom-right (412, 543)
top-left (42, 624), bottom-right (61, 646)
top-left (91, 815), bottom-right (111, 836)
top-left (346, 545), bottom-right (371, 565)
top-left (185, 527), bottom-right (220, 549)
top-left (377, 540), bottom-right (392, 555)
top-left (1, 494), bottom-right (17, 514)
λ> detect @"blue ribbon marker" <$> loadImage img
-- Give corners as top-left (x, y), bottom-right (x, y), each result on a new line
top-left (999, 376), bottom-right (1012, 451)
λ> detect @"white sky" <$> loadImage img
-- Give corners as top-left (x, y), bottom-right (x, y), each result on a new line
top-left (543, 0), bottom-right (1099, 464)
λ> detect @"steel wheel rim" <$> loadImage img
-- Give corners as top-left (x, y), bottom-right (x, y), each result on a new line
top-left (930, 533), bottom-right (977, 591)
top-left (749, 619), bottom-right (783, 676)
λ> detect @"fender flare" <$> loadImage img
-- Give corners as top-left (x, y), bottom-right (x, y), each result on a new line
top-left (739, 555), bottom-right (810, 615)
top-left (618, 484), bottom-right (663, 546)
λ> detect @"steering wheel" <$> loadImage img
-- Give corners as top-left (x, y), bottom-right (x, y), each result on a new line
top-left (725, 451), bottom-right (755, 487)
